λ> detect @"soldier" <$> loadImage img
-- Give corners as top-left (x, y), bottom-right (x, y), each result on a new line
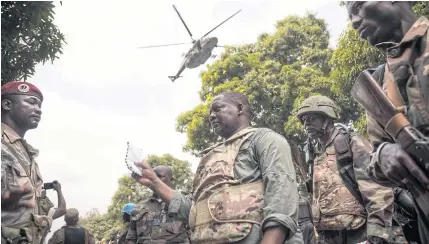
top-left (126, 165), bottom-right (190, 244)
top-left (1, 81), bottom-right (53, 244)
top-left (346, 1), bottom-right (429, 242)
top-left (131, 91), bottom-right (304, 243)
top-left (39, 181), bottom-right (67, 243)
top-left (47, 208), bottom-right (95, 244)
top-left (117, 203), bottom-right (135, 244)
top-left (108, 230), bottom-right (118, 244)
top-left (297, 95), bottom-right (396, 244)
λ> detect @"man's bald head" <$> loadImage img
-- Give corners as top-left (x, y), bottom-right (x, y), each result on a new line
top-left (153, 165), bottom-right (173, 186)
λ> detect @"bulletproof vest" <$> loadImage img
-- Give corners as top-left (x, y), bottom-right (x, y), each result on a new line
top-left (188, 127), bottom-right (265, 243)
top-left (64, 227), bottom-right (86, 244)
top-left (311, 130), bottom-right (366, 231)
top-left (382, 17), bottom-right (429, 134)
top-left (131, 200), bottom-right (189, 244)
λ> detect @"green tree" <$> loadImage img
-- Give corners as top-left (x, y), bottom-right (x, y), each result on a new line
top-left (80, 154), bottom-right (194, 240)
top-left (176, 14), bottom-right (341, 182)
top-left (330, 1), bottom-right (429, 134)
top-left (1, 1), bottom-right (66, 84)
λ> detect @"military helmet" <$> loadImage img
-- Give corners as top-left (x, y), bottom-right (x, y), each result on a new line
top-left (121, 203), bottom-right (135, 215)
top-left (297, 95), bottom-right (341, 123)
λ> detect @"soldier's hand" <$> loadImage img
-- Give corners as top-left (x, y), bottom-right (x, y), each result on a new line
top-left (1, 183), bottom-right (35, 210)
top-left (131, 161), bottom-right (158, 187)
top-left (53, 180), bottom-right (61, 192)
top-left (379, 143), bottom-right (429, 189)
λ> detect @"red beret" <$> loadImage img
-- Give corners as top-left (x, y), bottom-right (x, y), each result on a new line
top-left (1, 81), bottom-right (43, 101)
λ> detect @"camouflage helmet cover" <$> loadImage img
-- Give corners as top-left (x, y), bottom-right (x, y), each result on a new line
top-left (297, 95), bottom-right (341, 123)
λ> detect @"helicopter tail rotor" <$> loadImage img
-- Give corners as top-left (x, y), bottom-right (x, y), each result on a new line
top-left (138, 42), bottom-right (192, 49)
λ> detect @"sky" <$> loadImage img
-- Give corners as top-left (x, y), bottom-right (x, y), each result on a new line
top-left (23, 0), bottom-right (349, 238)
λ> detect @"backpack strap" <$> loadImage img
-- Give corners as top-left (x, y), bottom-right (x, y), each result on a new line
top-left (332, 127), bottom-right (365, 208)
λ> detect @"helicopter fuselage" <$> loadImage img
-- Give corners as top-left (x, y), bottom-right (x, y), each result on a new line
top-left (185, 37), bottom-right (218, 69)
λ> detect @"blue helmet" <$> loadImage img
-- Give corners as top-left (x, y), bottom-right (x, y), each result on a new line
top-left (121, 203), bottom-right (135, 215)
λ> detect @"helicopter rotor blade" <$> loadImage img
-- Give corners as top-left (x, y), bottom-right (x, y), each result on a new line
top-left (138, 42), bottom-right (192, 49)
top-left (203, 9), bottom-right (242, 37)
top-left (172, 5), bottom-right (195, 42)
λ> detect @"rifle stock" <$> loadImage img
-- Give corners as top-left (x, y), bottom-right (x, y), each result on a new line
top-left (352, 70), bottom-right (429, 219)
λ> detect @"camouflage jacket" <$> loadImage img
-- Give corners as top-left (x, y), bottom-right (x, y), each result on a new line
top-left (1, 123), bottom-right (52, 244)
top-left (126, 196), bottom-right (190, 244)
top-left (48, 225), bottom-right (95, 244)
top-left (313, 128), bottom-right (394, 241)
top-left (167, 128), bottom-right (304, 244)
top-left (366, 16), bottom-right (429, 184)
top-left (117, 222), bottom-right (129, 244)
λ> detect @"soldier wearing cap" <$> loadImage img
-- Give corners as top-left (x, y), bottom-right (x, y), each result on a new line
top-left (1, 81), bottom-right (51, 244)
top-left (297, 95), bottom-right (396, 244)
top-left (116, 203), bottom-right (135, 244)
top-left (48, 208), bottom-right (95, 244)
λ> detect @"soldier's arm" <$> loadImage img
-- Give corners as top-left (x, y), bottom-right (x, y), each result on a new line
top-left (365, 114), bottom-right (399, 188)
top-left (255, 130), bottom-right (300, 243)
top-left (52, 182), bottom-right (66, 219)
top-left (167, 190), bottom-right (192, 223)
top-left (47, 230), bottom-right (59, 244)
top-left (351, 134), bottom-right (394, 241)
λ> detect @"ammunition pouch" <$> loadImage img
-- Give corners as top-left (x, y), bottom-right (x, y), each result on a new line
top-left (298, 200), bottom-right (312, 224)
top-left (189, 181), bottom-right (264, 243)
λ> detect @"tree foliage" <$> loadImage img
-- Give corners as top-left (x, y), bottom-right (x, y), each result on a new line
top-left (1, 1), bottom-right (66, 84)
top-left (80, 154), bottom-right (193, 240)
top-left (176, 14), bottom-right (338, 158)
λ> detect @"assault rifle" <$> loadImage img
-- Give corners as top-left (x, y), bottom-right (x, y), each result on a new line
top-left (303, 138), bottom-right (315, 194)
top-left (351, 70), bottom-right (429, 220)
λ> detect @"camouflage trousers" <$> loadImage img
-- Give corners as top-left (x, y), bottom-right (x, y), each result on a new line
top-left (316, 225), bottom-right (366, 244)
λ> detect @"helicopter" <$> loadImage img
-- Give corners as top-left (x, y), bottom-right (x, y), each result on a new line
top-left (138, 5), bottom-right (242, 82)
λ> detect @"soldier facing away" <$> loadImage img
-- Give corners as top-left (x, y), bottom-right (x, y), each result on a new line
top-left (297, 95), bottom-right (397, 244)
top-left (1, 81), bottom-right (52, 244)
top-left (131, 91), bottom-right (304, 244)
top-left (346, 1), bottom-right (429, 242)
top-left (126, 165), bottom-right (190, 244)
top-left (48, 208), bottom-right (95, 244)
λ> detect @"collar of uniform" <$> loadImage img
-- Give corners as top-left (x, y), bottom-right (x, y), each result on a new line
top-left (149, 196), bottom-right (163, 203)
top-left (375, 17), bottom-right (429, 52)
top-left (1, 123), bottom-right (39, 156)
top-left (1, 123), bottom-right (21, 143)
top-left (223, 126), bottom-right (254, 144)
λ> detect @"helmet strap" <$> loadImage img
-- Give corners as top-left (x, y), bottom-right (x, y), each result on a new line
top-left (320, 117), bottom-right (330, 135)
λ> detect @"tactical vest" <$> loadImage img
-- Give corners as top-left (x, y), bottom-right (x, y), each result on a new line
top-left (382, 17), bottom-right (429, 133)
top-left (131, 201), bottom-right (188, 244)
top-left (50, 226), bottom-right (90, 244)
top-left (311, 143), bottom-right (366, 231)
top-left (188, 128), bottom-right (265, 243)
top-left (1, 128), bottom-right (52, 244)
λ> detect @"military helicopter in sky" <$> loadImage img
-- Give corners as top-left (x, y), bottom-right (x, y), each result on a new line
top-left (138, 5), bottom-right (242, 82)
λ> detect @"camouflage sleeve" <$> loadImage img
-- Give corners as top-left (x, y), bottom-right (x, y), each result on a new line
top-left (351, 134), bottom-right (394, 241)
top-left (167, 191), bottom-right (192, 223)
top-left (365, 114), bottom-right (398, 187)
top-left (254, 130), bottom-right (299, 239)
top-left (47, 230), bottom-right (59, 244)
top-left (126, 215), bottom-right (137, 242)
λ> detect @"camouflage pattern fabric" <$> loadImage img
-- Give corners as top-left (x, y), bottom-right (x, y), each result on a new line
top-left (189, 128), bottom-right (264, 243)
top-left (316, 225), bottom-right (366, 244)
top-left (313, 128), bottom-right (395, 241)
top-left (365, 16), bottom-right (429, 244)
top-left (126, 197), bottom-right (189, 244)
top-left (1, 123), bottom-right (51, 244)
top-left (167, 127), bottom-right (304, 244)
top-left (47, 225), bottom-right (95, 244)
top-left (117, 222), bottom-right (130, 244)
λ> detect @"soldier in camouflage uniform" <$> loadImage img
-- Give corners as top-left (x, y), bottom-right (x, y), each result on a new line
top-left (297, 95), bottom-right (396, 244)
top-left (1, 81), bottom-right (53, 244)
top-left (116, 203), bottom-right (135, 244)
top-left (47, 208), bottom-right (95, 244)
top-left (126, 165), bottom-right (190, 244)
top-left (131, 92), bottom-right (304, 243)
top-left (346, 1), bottom-right (429, 243)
